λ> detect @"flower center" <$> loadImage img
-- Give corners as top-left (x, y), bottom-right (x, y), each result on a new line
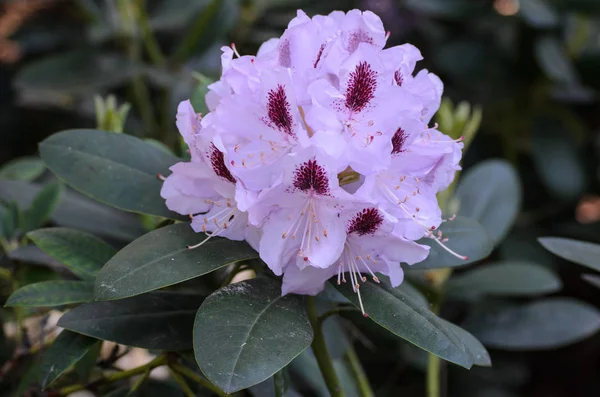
top-left (391, 128), bottom-right (407, 154)
top-left (267, 85), bottom-right (294, 137)
top-left (345, 61), bottom-right (377, 113)
top-left (209, 144), bottom-right (236, 183)
top-left (293, 159), bottom-right (330, 195)
top-left (347, 207), bottom-right (383, 236)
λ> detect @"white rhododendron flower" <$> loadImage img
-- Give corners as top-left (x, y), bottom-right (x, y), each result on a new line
top-left (161, 9), bottom-right (464, 314)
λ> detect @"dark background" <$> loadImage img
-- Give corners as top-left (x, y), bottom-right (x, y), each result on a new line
top-left (1, 1), bottom-right (599, 396)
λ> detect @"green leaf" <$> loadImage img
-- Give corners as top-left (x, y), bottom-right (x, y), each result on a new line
top-left (410, 216), bottom-right (494, 270)
top-left (22, 182), bottom-right (63, 233)
top-left (7, 245), bottom-right (62, 268)
top-left (74, 340), bottom-right (102, 382)
top-left (0, 180), bottom-right (144, 241)
top-left (15, 50), bottom-right (136, 94)
top-left (6, 280), bottom-right (94, 307)
top-left (455, 160), bottom-right (522, 244)
top-left (190, 73), bottom-right (213, 115)
top-left (39, 330), bottom-right (98, 388)
top-left (534, 36), bottom-right (579, 85)
top-left (58, 292), bottom-right (201, 350)
top-left (441, 320), bottom-right (491, 367)
top-left (0, 201), bottom-right (20, 239)
top-left (28, 228), bottom-right (116, 281)
top-left (531, 118), bottom-right (586, 201)
top-left (583, 274), bottom-right (600, 288)
top-left (447, 261), bottom-right (562, 300)
top-left (463, 298), bottom-right (600, 350)
top-left (39, 129), bottom-right (183, 219)
top-left (519, 0), bottom-right (559, 28)
top-left (95, 223), bottom-right (257, 300)
top-left (194, 278), bottom-right (313, 393)
top-left (0, 157), bottom-right (45, 181)
top-left (333, 280), bottom-right (476, 369)
top-left (538, 237), bottom-right (600, 272)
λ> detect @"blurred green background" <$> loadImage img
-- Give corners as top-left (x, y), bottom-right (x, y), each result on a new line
top-left (1, 0), bottom-right (599, 396)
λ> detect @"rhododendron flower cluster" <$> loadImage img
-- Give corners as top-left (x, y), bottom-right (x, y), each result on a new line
top-left (161, 9), bottom-right (464, 312)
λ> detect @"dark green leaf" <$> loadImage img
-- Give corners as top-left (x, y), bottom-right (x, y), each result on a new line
top-left (404, 0), bottom-right (486, 18)
top-left (28, 228), bottom-right (116, 281)
top-left (534, 36), bottom-right (578, 85)
top-left (447, 261), bottom-right (562, 300)
top-left (194, 278), bottom-right (313, 393)
top-left (58, 292), bottom-right (201, 350)
top-left (410, 216), bottom-right (494, 270)
top-left (333, 280), bottom-right (475, 368)
top-left (0, 180), bottom-right (144, 241)
top-left (6, 280), bottom-right (94, 307)
top-left (22, 182), bottom-right (63, 233)
top-left (40, 330), bottom-right (97, 388)
top-left (0, 157), bottom-right (45, 181)
top-left (455, 160), bottom-right (521, 244)
top-left (441, 320), bottom-right (491, 367)
top-left (7, 245), bottom-right (63, 268)
top-left (463, 298), bottom-right (600, 350)
top-left (289, 350), bottom-right (328, 397)
top-left (531, 118), bottom-right (586, 201)
top-left (0, 201), bottom-right (20, 239)
top-left (95, 223), bottom-right (257, 300)
top-left (74, 340), bottom-right (102, 382)
top-left (583, 274), bottom-right (600, 288)
top-left (15, 50), bottom-right (136, 94)
top-left (519, 0), bottom-right (559, 28)
top-left (190, 73), bottom-right (213, 115)
top-left (39, 129), bottom-right (183, 219)
top-left (538, 237), bottom-right (600, 272)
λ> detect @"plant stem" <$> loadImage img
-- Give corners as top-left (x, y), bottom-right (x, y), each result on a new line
top-left (171, 0), bottom-right (220, 64)
top-left (134, 0), bottom-right (166, 67)
top-left (318, 306), bottom-right (359, 326)
top-left (345, 345), bottom-right (374, 397)
top-left (306, 296), bottom-right (346, 397)
top-left (58, 355), bottom-right (168, 396)
top-left (426, 299), bottom-right (444, 397)
top-left (169, 368), bottom-right (196, 397)
top-left (273, 369), bottom-right (285, 397)
top-left (170, 363), bottom-right (232, 397)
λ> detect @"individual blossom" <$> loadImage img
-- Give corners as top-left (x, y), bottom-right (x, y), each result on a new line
top-left (248, 147), bottom-right (352, 276)
top-left (160, 101), bottom-right (258, 250)
top-left (281, 205), bottom-right (430, 315)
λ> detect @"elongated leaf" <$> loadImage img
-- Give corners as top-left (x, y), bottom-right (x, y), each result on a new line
top-left (463, 298), bottom-right (600, 350)
top-left (535, 36), bottom-right (579, 85)
top-left (441, 320), bottom-right (491, 367)
top-left (6, 281), bottom-right (94, 307)
top-left (455, 160), bottom-right (522, 244)
top-left (28, 228), bottom-right (116, 281)
top-left (39, 129), bottom-right (183, 219)
top-left (0, 180), bottom-right (144, 241)
top-left (447, 261), bottom-right (562, 300)
top-left (58, 292), bottom-right (201, 350)
top-left (519, 0), bottom-right (559, 28)
top-left (531, 118), bottom-right (586, 201)
top-left (15, 50), bottom-right (135, 94)
top-left (7, 245), bottom-right (63, 269)
top-left (74, 340), bottom-right (102, 382)
top-left (22, 182), bottom-right (63, 232)
top-left (333, 280), bottom-right (475, 368)
top-left (95, 223), bottom-right (258, 300)
top-left (0, 157), bottom-right (45, 181)
top-left (194, 278), bottom-right (313, 393)
top-left (583, 274), bottom-right (600, 289)
top-left (411, 216), bottom-right (493, 270)
top-left (539, 237), bottom-right (600, 272)
top-left (40, 330), bottom-right (97, 388)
